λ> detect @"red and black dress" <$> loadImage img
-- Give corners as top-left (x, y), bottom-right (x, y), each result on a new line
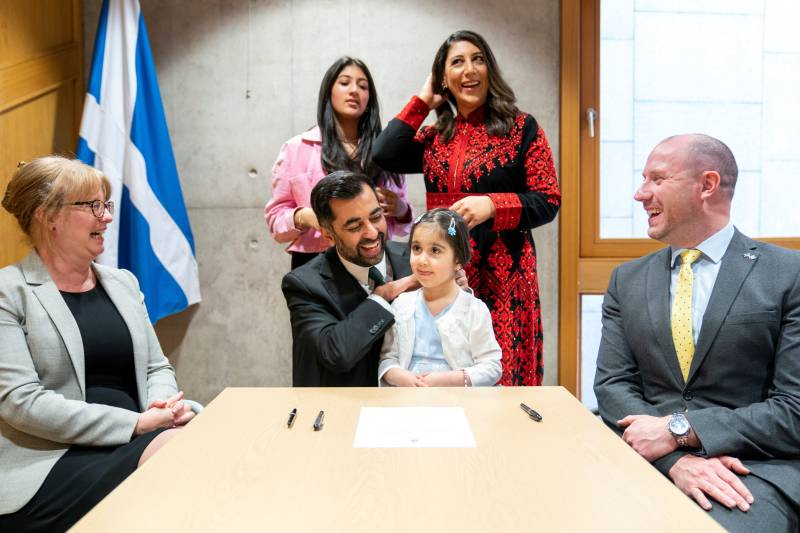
top-left (374, 96), bottom-right (561, 385)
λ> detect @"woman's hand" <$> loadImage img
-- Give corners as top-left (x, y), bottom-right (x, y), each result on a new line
top-left (134, 407), bottom-right (175, 435)
top-left (293, 207), bottom-right (320, 231)
top-left (148, 391), bottom-right (195, 428)
top-left (418, 74), bottom-right (446, 110)
top-left (450, 196), bottom-right (496, 228)
top-left (385, 368), bottom-right (427, 387)
top-left (376, 187), bottom-right (410, 221)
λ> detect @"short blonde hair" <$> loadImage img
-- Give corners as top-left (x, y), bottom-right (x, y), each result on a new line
top-left (2, 155), bottom-right (111, 245)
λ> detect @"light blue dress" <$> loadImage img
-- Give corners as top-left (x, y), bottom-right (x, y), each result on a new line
top-left (408, 292), bottom-right (453, 375)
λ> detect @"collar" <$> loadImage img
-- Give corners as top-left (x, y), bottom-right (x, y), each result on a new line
top-left (670, 221), bottom-right (735, 268)
top-left (338, 252), bottom-right (387, 287)
top-left (299, 125), bottom-right (322, 143)
top-left (455, 104), bottom-right (486, 125)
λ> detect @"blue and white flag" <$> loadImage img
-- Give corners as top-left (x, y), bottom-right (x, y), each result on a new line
top-left (77, 0), bottom-right (200, 323)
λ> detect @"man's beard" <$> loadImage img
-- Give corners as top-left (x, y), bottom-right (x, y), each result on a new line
top-left (334, 232), bottom-right (386, 267)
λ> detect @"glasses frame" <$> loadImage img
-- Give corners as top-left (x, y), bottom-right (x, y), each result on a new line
top-left (69, 200), bottom-right (114, 219)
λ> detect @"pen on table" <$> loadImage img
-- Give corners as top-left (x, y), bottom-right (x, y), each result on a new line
top-left (287, 408), bottom-right (297, 428)
top-left (313, 410), bottom-right (325, 431)
top-left (520, 402), bottom-right (543, 422)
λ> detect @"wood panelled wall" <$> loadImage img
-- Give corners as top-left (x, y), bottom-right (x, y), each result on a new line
top-left (0, 0), bottom-right (83, 266)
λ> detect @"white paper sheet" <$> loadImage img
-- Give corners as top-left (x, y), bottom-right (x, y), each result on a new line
top-left (352, 407), bottom-right (476, 448)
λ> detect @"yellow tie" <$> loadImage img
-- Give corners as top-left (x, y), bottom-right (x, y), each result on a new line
top-left (672, 249), bottom-right (702, 381)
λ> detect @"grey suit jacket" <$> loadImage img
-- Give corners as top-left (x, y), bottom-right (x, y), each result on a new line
top-left (594, 229), bottom-right (800, 506)
top-left (0, 251), bottom-right (178, 514)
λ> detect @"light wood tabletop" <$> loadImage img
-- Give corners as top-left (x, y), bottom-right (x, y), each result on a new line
top-left (72, 386), bottom-right (722, 532)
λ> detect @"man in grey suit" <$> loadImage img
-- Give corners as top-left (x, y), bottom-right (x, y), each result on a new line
top-left (594, 134), bottom-right (800, 532)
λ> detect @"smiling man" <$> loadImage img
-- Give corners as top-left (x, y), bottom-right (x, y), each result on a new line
top-left (594, 134), bottom-right (800, 532)
top-left (281, 171), bottom-right (416, 387)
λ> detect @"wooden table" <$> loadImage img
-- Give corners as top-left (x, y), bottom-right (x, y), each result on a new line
top-left (72, 387), bottom-right (722, 532)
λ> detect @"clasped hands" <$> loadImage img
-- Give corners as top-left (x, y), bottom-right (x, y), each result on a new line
top-left (384, 368), bottom-right (464, 387)
top-left (618, 414), bottom-right (753, 512)
top-left (134, 391), bottom-right (195, 435)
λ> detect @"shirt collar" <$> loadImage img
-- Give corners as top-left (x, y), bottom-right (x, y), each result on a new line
top-left (338, 252), bottom-right (387, 287)
top-left (670, 222), bottom-right (735, 268)
top-left (300, 125), bottom-right (322, 143)
top-left (455, 104), bottom-right (486, 125)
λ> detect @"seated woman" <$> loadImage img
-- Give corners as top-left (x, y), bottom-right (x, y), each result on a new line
top-left (0, 156), bottom-right (195, 532)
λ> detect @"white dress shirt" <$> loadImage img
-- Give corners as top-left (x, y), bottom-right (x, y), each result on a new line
top-left (337, 252), bottom-right (394, 313)
top-left (669, 222), bottom-right (735, 345)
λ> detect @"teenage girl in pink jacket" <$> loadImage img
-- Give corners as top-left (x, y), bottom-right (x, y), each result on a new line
top-left (265, 57), bottom-right (413, 269)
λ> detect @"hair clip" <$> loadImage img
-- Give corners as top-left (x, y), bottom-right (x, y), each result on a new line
top-left (447, 217), bottom-right (457, 236)
top-left (17, 161), bottom-right (27, 168)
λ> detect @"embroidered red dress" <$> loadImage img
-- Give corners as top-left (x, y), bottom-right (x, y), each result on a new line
top-left (374, 96), bottom-right (561, 385)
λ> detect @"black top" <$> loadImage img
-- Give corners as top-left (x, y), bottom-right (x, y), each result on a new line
top-left (60, 283), bottom-right (139, 409)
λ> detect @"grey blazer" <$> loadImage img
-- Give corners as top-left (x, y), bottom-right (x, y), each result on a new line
top-left (594, 229), bottom-right (800, 507)
top-left (0, 251), bottom-right (178, 514)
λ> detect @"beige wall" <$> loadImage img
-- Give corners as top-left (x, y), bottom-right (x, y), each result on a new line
top-left (83, 0), bottom-right (560, 404)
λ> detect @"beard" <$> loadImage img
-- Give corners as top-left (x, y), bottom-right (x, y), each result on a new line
top-left (333, 231), bottom-right (386, 267)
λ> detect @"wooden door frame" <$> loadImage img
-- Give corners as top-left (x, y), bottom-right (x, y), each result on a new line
top-left (558, 0), bottom-right (800, 397)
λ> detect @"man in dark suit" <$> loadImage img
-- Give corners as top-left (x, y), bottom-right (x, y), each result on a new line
top-left (594, 134), bottom-right (800, 532)
top-left (281, 171), bottom-right (416, 387)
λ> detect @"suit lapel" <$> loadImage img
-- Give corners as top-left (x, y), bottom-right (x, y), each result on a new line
top-left (320, 248), bottom-right (366, 315)
top-left (386, 242), bottom-right (411, 279)
top-left (646, 248), bottom-right (685, 386)
top-left (688, 230), bottom-right (758, 382)
top-left (96, 267), bottom-right (149, 405)
top-left (23, 252), bottom-right (86, 395)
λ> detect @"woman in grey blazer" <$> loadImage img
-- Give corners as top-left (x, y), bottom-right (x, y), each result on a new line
top-left (0, 156), bottom-right (195, 532)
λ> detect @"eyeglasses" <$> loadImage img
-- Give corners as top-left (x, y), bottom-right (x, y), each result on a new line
top-left (69, 200), bottom-right (115, 219)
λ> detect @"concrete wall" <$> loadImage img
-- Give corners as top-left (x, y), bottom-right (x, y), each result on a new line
top-left (82, 0), bottom-right (561, 404)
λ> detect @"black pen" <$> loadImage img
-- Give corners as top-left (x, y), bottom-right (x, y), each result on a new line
top-left (287, 408), bottom-right (297, 428)
top-left (313, 410), bottom-right (325, 431)
top-left (520, 402), bottom-right (543, 422)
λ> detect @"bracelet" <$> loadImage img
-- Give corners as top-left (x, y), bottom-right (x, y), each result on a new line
top-left (462, 369), bottom-right (471, 387)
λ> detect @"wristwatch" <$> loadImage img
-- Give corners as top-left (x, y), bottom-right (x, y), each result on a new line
top-left (668, 412), bottom-right (691, 447)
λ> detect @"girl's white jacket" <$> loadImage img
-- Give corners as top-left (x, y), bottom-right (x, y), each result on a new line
top-left (378, 288), bottom-right (502, 386)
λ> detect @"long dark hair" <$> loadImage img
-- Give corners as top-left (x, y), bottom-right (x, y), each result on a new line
top-left (430, 31), bottom-right (519, 143)
top-left (316, 57), bottom-right (401, 187)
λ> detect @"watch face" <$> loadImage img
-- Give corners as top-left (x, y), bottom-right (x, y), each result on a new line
top-left (669, 415), bottom-right (690, 435)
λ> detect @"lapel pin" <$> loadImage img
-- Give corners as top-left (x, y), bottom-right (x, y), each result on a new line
top-left (743, 252), bottom-right (757, 260)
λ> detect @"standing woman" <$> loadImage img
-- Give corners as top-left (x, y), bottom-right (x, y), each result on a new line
top-left (265, 57), bottom-right (413, 270)
top-left (374, 31), bottom-right (561, 386)
top-left (0, 157), bottom-right (194, 532)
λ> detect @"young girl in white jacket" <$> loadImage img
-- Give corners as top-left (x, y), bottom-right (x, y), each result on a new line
top-left (379, 209), bottom-right (502, 387)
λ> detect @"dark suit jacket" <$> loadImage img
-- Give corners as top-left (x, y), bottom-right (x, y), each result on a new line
top-left (594, 229), bottom-right (800, 505)
top-left (282, 242), bottom-right (411, 387)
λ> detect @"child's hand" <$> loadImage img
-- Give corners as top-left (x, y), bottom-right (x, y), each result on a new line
top-left (385, 368), bottom-right (428, 387)
top-left (419, 371), bottom-right (466, 387)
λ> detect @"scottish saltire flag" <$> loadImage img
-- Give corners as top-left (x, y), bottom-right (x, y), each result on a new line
top-left (77, 0), bottom-right (200, 322)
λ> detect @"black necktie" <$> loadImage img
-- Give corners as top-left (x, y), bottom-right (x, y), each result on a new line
top-left (368, 266), bottom-right (385, 288)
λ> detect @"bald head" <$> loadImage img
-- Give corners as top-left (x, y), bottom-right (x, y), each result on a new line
top-left (658, 134), bottom-right (738, 200)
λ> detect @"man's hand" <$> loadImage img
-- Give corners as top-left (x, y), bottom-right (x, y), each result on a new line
top-left (618, 414), bottom-right (677, 462)
top-left (669, 455), bottom-right (753, 512)
top-left (372, 274), bottom-right (419, 303)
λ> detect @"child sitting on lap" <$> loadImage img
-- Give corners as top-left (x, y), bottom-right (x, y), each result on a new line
top-left (379, 209), bottom-right (502, 387)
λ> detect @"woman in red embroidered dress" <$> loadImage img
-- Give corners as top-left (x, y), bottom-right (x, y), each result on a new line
top-left (374, 30), bottom-right (560, 385)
